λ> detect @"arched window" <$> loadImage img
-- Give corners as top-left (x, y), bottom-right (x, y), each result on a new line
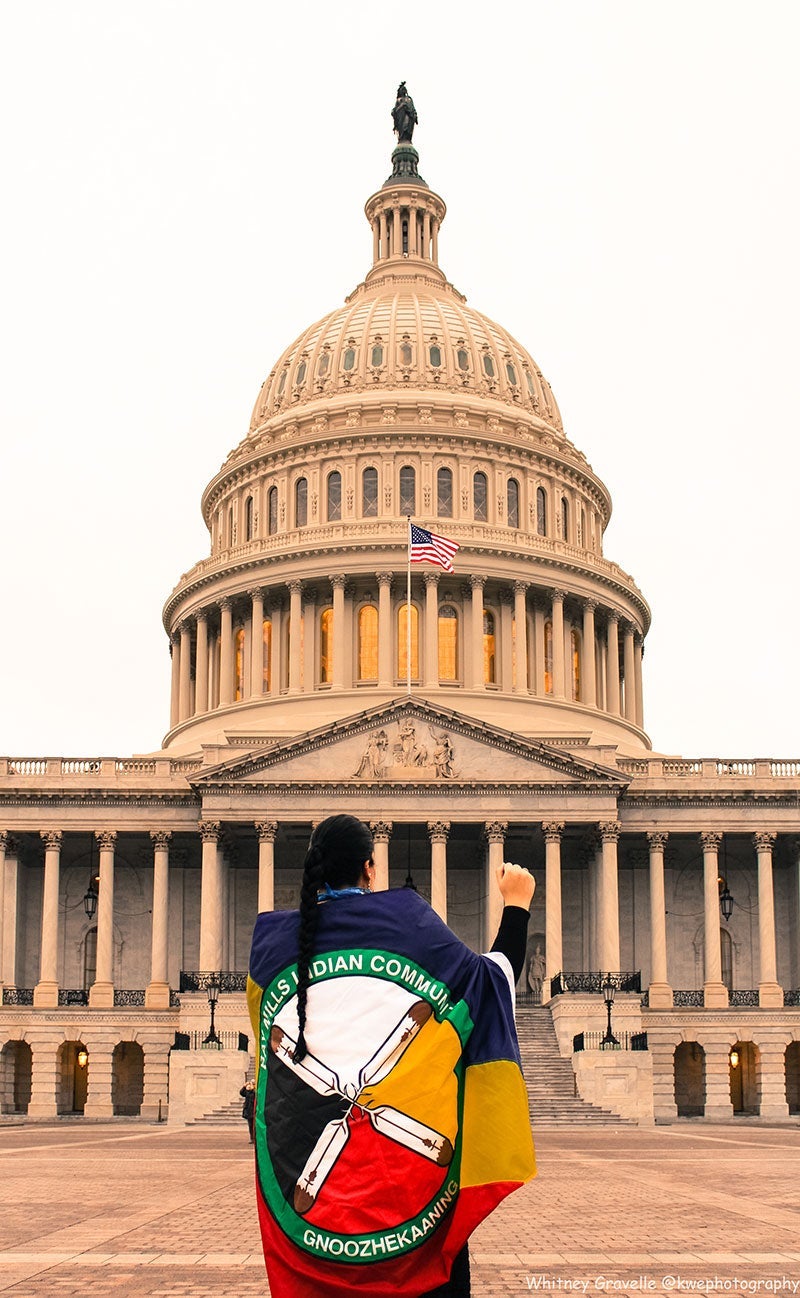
top-left (473, 472), bottom-right (488, 522)
top-left (398, 603), bottom-right (419, 681)
top-left (319, 608), bottom-right (333, 684)
top-left (437, 467), bottom-right (453, 517)
top-left (262, 619), bottom-right (272, 693)
top-left (358, 605), bottom-right (378, 681)
top-left (544, 620), bottom-right (553, 695)
top-left (268, 486), bottom-right (278, 536)
top-left (227, 506), bottom-right (234, 548)
top-left (571, 628), bottom-right (581, 701)
top-left (578, 506), bottom-right (586, 548)
top-left (327, 471), bottom-right (342, 521)
top-left (560, 495), bottom-right (569, 541)
top-left (721, 928), bottom-right (733, 992)
top-left (244, 496), bottom-right (254, 541)
top-left (362, 467), bottom-right (378, 518)
top-left (507, 478), bottom-right (519, 528)
top-left (438, 604), bottom-right (459, 681)
top-left (234, 626), bottom-right (246, 700)
top-left (83, 927), bottom-right (97, 990)
top-left (295, 477), bottom-right (308, 528)
top-left (483, 610), bottom-right (496, 684)
top-left (399, 465), bottom-right (416, 516)
top-left (536, 486), bottom-right (547, 536)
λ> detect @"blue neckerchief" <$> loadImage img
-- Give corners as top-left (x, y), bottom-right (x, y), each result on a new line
top-left (317, 883), bottom-right (369, 902)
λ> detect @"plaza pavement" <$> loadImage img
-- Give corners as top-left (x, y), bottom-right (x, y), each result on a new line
top-left (1, 1121), bottom-right (800, 1296)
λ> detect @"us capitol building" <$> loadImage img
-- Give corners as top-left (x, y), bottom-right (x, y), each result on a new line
top-left (2, 89), bottom-right (799, 1127)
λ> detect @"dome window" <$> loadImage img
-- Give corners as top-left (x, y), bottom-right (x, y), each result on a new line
top-left (358, 604), bottom-right (378, 681)
top-left (244, 495), bottom-right (254, 542)
top-left (429, 344), bottom-right (442, 368)
top-left (295, 360), bottom-right (307, 386)
top-left (457, 348), bottom-right (470, 371)
top-left (483, 610), bottom-right (496, 684)
top-left (437, 467), bottom-right (453, 518)
top-left (438, 604), bottom-right (459, 682)
top-left (327, 471), bottom-right (342, 522)
top-left (507, 478), bottom-right (520, 529)
top-left (319, 608), bottom-right (333, 685)
top-left (524, 369), bottom-right (536, 398)
top-left (536, 486), bottom-right (547, 536)
top-left (371, 344), bottom-right (384, 367)
top-left (399, 342), bottom-right (413, 366)
top-left (506, 362), bottom-right (518, 386)
top-left (268, 486), bottom-right (278, 536)
top-left (560, 496), bottom-right (570, 542)
top-left (317, 352), bottom-right (330, 377)
top-left (362, 467), bottom-right (378, 518)
top-left (399, 465), bottom-right (416, 516)
top-left (482, 353), bottom-right (495, 379)
top-left (277, 369), bottom-right (288, 396)
top-left (343, 347), bottom-right (357, 372)
top-left (295, 477), bottom-right (308, 528)
top-left (473, 471), bottom-right (488, 522)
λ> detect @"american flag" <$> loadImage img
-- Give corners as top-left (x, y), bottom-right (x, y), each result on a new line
top-left (409, 523), bottom-right (460, 573)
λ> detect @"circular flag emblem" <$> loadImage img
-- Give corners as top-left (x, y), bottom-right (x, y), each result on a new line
top-left (255, 947), bottom-right (471, 1263)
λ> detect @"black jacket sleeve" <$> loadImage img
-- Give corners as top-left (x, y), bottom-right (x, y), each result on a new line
top-left (489, 905), bottom-right (530, 983)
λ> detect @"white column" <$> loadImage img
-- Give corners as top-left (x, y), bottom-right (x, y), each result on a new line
top-left (90, 830), bottom-right (117, 1008)
top-left (169, 634), bottom-right (180, 728)
top-left (754, 831), bottom-right (782, 1007)
top-left (2, 839), bottom-right (18, 985)
top-left (249, 589), bottom-right (264, 698)
top-left (288, 581), bottom-right (303, 694)
top-left (623, 622), bottom-right (636, 722)
top-left (634, 634), bottom-right (644, 728)
top-left (551, 589), bottom-right (566, 698)
top-left (427, 821), bottom-right (450, 921)
top-left (470, 575), bottom-right (485, 689)
top-left (34, 830), bottom-right (62, 1008)
top-left (256, 821), bottom-right (277, 913)
top-left (179, 622), bottom-right (192, 722)
top-left (424, 573), bottom-right (439, 688)
top-left (199, 822), bottom-right (223, 972)
top-left (146, 831), bottom-right (171, 1010)
top-left (302, 587), bottom-right (316, 692)
top-left (701, 831), bottom-right (728, 1007)
top-left (598, 821), bottom-right (621, 973)
top-left (483, 822), bottom-right (507, 949)
top-left (513, 582), bottom-right (529, 692)
top-left (542, 822), bottom-right (564, 994)
top-left (377, 572), bottom-right (393, 688)
top-left (370, 821), bottom-right (392, 892)
top-left (582, 600), bottom-right (597, 707)
top-left (219, 598), bottom-right (234, 706)
top-left (331, 575), bottom-right (346, 690)
top-left (195, 611), bottom-right (209, 714)
top-left (647, 831), bottom-right (672, 1008)
top-left (606, 613), bottom-right (621, 715)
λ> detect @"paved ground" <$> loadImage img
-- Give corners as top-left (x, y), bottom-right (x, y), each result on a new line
top-left (1, 1121), bottom-right (800, 1296)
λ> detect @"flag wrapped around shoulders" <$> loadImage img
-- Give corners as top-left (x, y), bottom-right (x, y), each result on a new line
top-left (248, 887), bottom-right (536, 1298)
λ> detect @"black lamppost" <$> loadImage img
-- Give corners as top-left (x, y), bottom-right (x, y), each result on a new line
top-left (204, 973), bottom-right (221, 1045)
top-left (83, 834), bottom-right (98, 919)
top-left (719, 877), bottom-right (734, 921)
top-left (600, 972), bottom-right (619, 1049)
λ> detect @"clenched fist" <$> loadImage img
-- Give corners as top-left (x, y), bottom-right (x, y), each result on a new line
top-left (496, 861), bottom-right (535, 911)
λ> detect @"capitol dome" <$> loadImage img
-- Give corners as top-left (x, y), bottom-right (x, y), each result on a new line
top-left (162, 125), bottom-right (650, 755)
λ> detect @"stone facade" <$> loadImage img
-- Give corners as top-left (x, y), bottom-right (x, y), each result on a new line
top-left (2, 116), bottom-right (799, 1126)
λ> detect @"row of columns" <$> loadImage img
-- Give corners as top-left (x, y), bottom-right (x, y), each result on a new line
top-left (169, 580), bottom-right (645, 729)
top-left (4, 823), bottom-right (785, 1010)
top-left (371, 201), bottom-right (441, 264)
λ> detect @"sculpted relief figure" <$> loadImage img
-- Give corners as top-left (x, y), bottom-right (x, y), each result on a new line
top-left (392, 81), bottom-right (418, 143)
top-left (394, 719), bottom-right (427, 767)
top-left (430, 729), bottom-right (455, 779)
top-left (354, 729), bottom-right (389, 780)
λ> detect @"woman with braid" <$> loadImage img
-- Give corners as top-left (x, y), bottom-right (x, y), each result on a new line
top-left (248, 814), bottom-right (536, 1298)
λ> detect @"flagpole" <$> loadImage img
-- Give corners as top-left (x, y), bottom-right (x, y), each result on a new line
top-left (406, 516), bottom-right (412, 697)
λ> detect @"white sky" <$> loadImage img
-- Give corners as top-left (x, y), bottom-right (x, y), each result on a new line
top-left (0, 1), bottom-right (798, 760)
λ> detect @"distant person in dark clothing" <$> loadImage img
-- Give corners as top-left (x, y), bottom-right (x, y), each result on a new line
top-left (240, 1079), bottom-right (255, 1142)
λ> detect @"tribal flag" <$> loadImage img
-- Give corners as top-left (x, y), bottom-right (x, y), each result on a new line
top-left (248, 888), bottom-right (535, 1298)
top-left (409, 522), bottom-right (460, 572)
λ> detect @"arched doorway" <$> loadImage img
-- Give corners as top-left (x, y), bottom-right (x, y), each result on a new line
top-left (57, 1041), bottom-right (88, 1115)
top-left (729, 1041), bottom-right (759, 1114)
top-left (674, 1042), bottom-right (705, 1116)
top-left (786, 1041), bottom-right (800, 1114)
top-left (112, 1042), bottom-right (144, 1116)
top-left (0, 1041), bottom-right (32, 1114)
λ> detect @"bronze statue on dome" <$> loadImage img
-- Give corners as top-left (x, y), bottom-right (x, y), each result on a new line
top-left (392, 82), bottom-right (418, 143)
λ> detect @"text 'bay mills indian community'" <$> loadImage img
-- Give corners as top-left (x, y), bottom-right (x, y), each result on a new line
top-left (2, 84), bottom-right (800, 1131)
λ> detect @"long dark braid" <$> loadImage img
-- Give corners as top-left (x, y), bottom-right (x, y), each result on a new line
top-left (294, 815), bottom-right (374, 1062)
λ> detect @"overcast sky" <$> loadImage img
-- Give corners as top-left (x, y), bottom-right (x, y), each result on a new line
top-left (1, 2), bottom-right (798, 760)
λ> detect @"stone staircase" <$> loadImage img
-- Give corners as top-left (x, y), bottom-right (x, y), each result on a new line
top-left (517, 1005), bottom-right (632, 1126)
top-left (186, 1060), bottom-right (255, 1127)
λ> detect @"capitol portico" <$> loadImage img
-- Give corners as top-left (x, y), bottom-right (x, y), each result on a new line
top-left (2, 90), bottom-right (800, 1129)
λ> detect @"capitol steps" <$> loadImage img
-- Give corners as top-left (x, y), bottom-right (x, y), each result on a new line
top-left (186, 1060), bottom-right (255, 1127)
top-left (517, 1005), bottom-right (632, 1127)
